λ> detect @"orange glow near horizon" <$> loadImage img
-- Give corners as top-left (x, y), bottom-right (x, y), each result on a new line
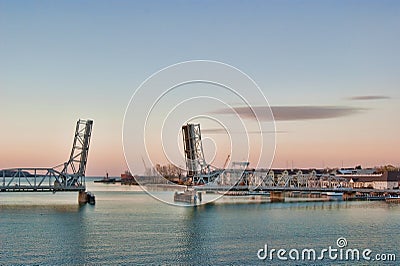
top-left (1, 118), bottom-right (399, 176)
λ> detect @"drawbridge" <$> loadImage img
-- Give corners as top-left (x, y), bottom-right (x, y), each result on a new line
top-left (0, 119), bottom-right (93, 203)
top-left (180, 123), bottom-right (400, 203)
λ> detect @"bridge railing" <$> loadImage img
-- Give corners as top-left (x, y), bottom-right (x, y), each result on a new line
top-left (0, 168), bottom-right (85, 192)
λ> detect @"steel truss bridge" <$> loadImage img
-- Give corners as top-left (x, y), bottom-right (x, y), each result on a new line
top-left (192, 169), bottom-right (400, 196)
top-left (213, 169), bottom-right (350, 189)
top-left (0, 119), bottom-right (93, 194)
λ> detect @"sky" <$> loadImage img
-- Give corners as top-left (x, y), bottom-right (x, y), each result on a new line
top-left (1, 0), bottom-right (399, 176)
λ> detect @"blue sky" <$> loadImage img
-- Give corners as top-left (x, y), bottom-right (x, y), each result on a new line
top-left (1, 1), bottom-right (399, 175)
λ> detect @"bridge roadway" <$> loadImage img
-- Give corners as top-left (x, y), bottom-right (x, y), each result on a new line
top-left (1, 167), bottom-right (86, 193)
top-left (0, 186), bottom-right (85, 193)
top-left (193, 185), bottom-right (400, 195)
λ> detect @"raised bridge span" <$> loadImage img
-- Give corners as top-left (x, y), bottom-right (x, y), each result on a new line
top-left (0, 119), bottom-right (94, 204)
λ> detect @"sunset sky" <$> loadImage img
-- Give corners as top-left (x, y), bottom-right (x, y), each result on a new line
top-left (1, 1), bottom-right (399, 176)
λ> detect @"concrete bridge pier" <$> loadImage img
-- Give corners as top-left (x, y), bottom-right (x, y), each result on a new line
top-left (78, 191), bottom-right (95, 205)
top-left (270, 191), bottom-right (285, 202)
top-left (78, 191), bottom-right (88, 204)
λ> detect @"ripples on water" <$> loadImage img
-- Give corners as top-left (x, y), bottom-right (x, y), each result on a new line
top-left (1, 181), bottom-right (399, 265)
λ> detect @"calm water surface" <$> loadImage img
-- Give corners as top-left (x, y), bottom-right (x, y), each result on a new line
top-left (1, 179), bottom-right (399, 265)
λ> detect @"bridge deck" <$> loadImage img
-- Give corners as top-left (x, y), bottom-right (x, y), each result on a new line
top-left (1, 167), bottom-right (87, 193)
top-left (0, 186), bottom-right (86, 192)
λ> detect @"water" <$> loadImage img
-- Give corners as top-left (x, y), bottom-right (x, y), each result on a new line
top-left (1, 179), bottom-right (399, 265)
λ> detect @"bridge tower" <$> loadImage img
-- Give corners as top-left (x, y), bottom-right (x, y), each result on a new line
top-left (61, 119), bottom-right (93, 187)
top-left (182, 123), bottom-right (210, 185)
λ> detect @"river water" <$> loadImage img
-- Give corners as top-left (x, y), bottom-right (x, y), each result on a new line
top-left (1, 179), bottom-right (399, 265)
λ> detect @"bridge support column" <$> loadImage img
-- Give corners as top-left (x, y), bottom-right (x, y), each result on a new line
top-left (78, 191), bottom-right (88, 204)
top-left (78, 191), bottom-right (95, 205)
top-left (270, 191), bottom-right (285, 202)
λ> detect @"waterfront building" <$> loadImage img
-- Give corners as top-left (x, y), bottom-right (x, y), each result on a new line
top-left (346, 171), bottom-right (400, 190)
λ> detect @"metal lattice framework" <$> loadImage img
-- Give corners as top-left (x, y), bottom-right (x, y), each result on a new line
top-left (0, 119), bottom-right (93, 192)
top-left (182, 123), bottom-right (211, 184)
top-left (61, 119), bottom-right (93, 187)
top-left (209, 169), bottom-right (351, 191)
top-left (189, 169), bottom-right (354, 196)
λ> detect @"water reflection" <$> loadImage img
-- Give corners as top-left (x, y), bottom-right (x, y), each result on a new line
top-left (175, 200), bottom-right (400, 265)
top-left (0, 204), bottom-right (82, 212)
top-left (0, 203), bottom-right (91, 265)
top-left (1, 186), bottom-right (399, 265)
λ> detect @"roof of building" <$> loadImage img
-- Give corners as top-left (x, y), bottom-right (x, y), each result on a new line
top-left (349, 175), bottom-right (383, 183)
top-left (383, 171), bottom-right (400, 182)
top-left (349, 171), bottom-right (400, 182)
top-left (338, 168), bottom-right (378, 175)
